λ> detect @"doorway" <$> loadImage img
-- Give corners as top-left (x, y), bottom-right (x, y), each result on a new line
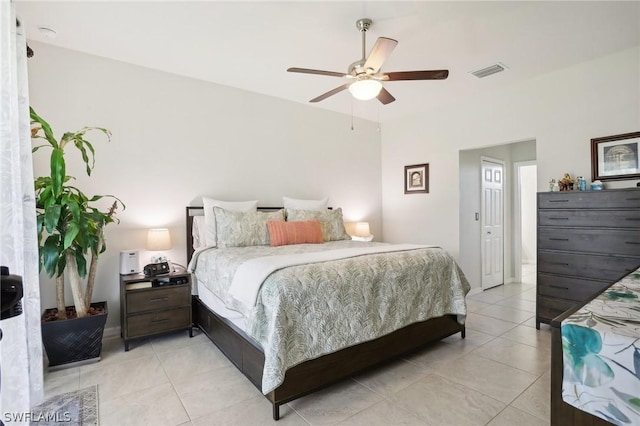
top-left (514, 161), bottom-right (537, 284)
top-left (481, 157), bottom-right (505, 290)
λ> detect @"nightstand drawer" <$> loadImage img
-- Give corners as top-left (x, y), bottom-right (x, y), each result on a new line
top-left (538, 228), bottom-right (640, 256)
top-left (538, 251), bottom-right (640, 281)
top-left (126, 286), bottom-right (190, 314)
top-left (538, 209), bottom-right (640, 228)
top-left (127, 306), bottom-right (191, 338)
top-left (537, 273), bottom-right (608, 302)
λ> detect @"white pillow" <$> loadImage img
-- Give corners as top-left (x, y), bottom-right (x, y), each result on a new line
top-left (192, 215), bottom-right (207, 250)
top-left (202, 197), bottom-right (258, 247)
top-left (282, 196), bottom-right (328, 211)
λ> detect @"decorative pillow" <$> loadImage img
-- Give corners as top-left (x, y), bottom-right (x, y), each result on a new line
top-left (215, 207), bottom-right (285, 248)
top-left (202, 197), bottom-right (258, 247)
top-left (282, 196), bottom-right (329, 211)
top-left (192, 215), bottom-right (207, 250)
top-left (285, 208), bottom-right (351, 242)
top-left (267, 220), bottom-right (324, 247)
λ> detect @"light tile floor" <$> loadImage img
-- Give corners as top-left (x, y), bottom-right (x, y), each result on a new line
top-left (43, 264), bottom-right (550, 425)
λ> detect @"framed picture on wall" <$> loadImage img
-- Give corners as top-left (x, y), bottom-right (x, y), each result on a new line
top-left (591, 131), bottom-right (640, 181)
top-left (404, 163), bottom-right (429, 194)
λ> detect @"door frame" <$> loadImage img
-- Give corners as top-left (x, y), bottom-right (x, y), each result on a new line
top-left (480, 156), bottom-right (506, 290)
top-left (513, 160), bottom-right (537, 283)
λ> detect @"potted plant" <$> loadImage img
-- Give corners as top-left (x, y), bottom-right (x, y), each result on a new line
top-left (31, 107), bottom-right (124, 368)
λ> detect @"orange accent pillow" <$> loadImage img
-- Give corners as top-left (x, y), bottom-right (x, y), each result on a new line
top-left (267, 220), bottom-right (324, 247)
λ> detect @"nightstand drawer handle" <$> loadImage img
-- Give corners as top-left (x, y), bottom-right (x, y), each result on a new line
top-left (548, 217), bottom-right (569, 220)
top-left (626, 218), bottom-right (640, 221)
top-left (150, 297), bottom-right (170, 302)
top-left (151, 318), bottom-right (170, 323)
top-left (626, 197), bottom-right (640, 201)
top-left (549, 200), bottom-right (569, 203)
top-left (550, 285), bottom-right (569, 290)
top-left (549, 238), bottom-right (569, 241)
top-left (626, 241), bottom-right (640, 245)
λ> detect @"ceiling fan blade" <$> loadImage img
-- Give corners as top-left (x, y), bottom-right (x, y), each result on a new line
top-left (287, 67), bottom-right (347, 78)
top-left (377, 87), bottom-right (395, 105)
top-left (363, 37), bottom-right (398, 73)
top-left (384, 70), bottom-right (449, 81)
top-left (309, 83), bottom-right (351, 103)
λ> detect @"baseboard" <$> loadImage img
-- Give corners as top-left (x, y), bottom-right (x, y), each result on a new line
top-left (102, 326), bottom-right (120, 339)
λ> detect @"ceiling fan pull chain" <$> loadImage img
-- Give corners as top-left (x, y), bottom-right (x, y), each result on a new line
top-left (350, 98), bottom-right (354, 131)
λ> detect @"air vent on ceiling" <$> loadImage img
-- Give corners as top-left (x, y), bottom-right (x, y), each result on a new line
top-left (470, 63), bottom-right (508, 78)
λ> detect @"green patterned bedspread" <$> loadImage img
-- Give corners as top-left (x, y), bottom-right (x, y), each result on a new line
top-left (189, 241), bottom-right (470, 394)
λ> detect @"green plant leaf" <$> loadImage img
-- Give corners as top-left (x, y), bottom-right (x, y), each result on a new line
top-left (50, 148), bottom-right (65, 198)
top-left (29, 107), bottom-right (58, 148)
top-left (44, 204), bottom-right (61, 234)
top-left (42, 235), bottom-right (61, 277)
top-left (63, 223), bottom-right (79, 249)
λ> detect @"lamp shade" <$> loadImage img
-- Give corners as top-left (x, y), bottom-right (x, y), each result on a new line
top-left (147, 228), bottom-right (171, 251)
top-left (348, 80), bottom-right (382, 101)
top-left (354, 222), bottom-right (371, 238)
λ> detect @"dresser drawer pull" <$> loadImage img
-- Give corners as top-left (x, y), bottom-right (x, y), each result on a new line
top-left (549, 262), bottom-right (570, 266)
top-left (151, 318), bottom-right (170, 324)
top-left (549, 200), bottom-right (569, 203)
top-left (549, 238), bottom-right (569, 241)
top-left (626, 218), bottom-right (640, 221)
top-left (549, 285), bottom-right (569, 290)
top-left (625, 241), bottom-right (640, 245)
top-left (626, 197), bottom-right (640, 201)
top-left (548, 217), bottom-right (569, 220)
top-left (149, 297), bottom-right (170, 302)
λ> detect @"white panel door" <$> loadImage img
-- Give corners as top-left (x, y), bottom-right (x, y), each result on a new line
top-left (481, 159), bottom-right (504, 290)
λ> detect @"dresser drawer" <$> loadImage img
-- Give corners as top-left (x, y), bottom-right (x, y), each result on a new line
top-left (538, 190), bottom-right (640, 209)
top-left (127, 306), bottom-right (191, 338)
top-left (538, 209), bottom-right (640, 228)
top-left (538, 228), bottom-right (640, 256)
top-left (538, 251), bottom-right (640, 281)
top-left (537, 273), bottom-right (609, 302)
top-left (126, 285), bottom-right (190, 314)
top-left (537, 296), bottom-right (576, 322)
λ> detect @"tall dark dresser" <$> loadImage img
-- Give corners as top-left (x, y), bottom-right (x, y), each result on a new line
top-left (536, 188), bottom-right (640, 329)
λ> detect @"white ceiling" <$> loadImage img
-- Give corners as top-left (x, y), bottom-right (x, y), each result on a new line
top-left (15, 1), bottom-right (640, 123)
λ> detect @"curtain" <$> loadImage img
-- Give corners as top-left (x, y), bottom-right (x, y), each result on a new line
top-left (0, 2), bottom-right (44, 422)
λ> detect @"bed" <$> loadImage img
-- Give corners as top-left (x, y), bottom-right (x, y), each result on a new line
top-left (186, 205), bottom-right (469, 420)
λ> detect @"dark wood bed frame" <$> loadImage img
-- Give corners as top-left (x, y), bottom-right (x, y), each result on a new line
top-left (186, 206), bottom-right (466, 420)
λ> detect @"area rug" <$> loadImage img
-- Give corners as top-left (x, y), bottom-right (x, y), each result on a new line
top-left (30, 385), bottom-right (98, 426)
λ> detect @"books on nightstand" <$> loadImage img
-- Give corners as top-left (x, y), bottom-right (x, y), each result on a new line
top-left (125, 281), bottom-right (153, 290)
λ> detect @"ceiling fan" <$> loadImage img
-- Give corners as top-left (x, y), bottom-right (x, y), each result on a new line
top-left (287, 18), bottom-right (449, 105)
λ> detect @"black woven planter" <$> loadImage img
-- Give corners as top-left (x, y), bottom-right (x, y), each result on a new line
top-left (41, 301), bottom-right (108, 369)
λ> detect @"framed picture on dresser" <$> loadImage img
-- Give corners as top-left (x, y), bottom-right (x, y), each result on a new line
top-left (591, 131), bottom-right (640, 181)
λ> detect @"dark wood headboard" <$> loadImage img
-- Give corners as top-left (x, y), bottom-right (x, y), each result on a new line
top-left (185, 206), bottom-right (285, 263)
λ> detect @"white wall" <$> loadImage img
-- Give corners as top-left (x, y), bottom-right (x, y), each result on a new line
top-left (27, 42), bottom-right (383, 328)
top-left (381, 47), bottom-right (640, 282)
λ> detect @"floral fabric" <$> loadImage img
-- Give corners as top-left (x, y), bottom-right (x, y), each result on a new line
top-left (561, 266), bottom-right (640, 425)
top-left (285, 208), bottom-right (351, 241)
top-left (214, 207), bottom-right (284, 248)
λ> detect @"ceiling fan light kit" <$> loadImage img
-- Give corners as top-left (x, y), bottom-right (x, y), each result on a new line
top-left (287, 18), bottom-right (449, 105)
top-left (349, 79), bottom-right (382, 100)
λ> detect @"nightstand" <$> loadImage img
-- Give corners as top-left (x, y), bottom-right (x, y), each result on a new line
top-left (119, 271), bottom-right (192, 351)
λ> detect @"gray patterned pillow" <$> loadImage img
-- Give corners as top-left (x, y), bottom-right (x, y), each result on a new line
top-left (285, 208), bottom-right (351, 242)
top-left (214, 207), bottom-right (285, 248)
